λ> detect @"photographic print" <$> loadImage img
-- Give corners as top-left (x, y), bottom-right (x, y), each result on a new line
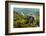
top-left (13, 8), bottom-right (39, 28)
top-left (5, 1), bottom-right (45, 35)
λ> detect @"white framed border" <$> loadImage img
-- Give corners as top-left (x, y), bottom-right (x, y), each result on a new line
top-left (8, 3), bottom-right (43, 33)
